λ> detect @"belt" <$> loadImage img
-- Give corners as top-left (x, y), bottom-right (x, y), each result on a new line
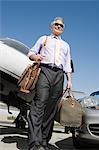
top-left (40, 63), bottom-right (63, 72)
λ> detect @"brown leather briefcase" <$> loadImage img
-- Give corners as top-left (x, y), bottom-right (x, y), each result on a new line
top-left (18, 36), bottom-right (48, 94)
top-left (18, 62), bottom-right (41, 93)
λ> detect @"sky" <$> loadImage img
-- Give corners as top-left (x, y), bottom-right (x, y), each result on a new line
top-left (0, 0), bottom-right (99, 95)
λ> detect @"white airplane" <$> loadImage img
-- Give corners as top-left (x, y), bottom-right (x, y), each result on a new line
top-left (0, 37), bottom-right (35, 128)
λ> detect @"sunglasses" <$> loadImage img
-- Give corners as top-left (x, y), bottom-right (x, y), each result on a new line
top-left (54, 23), bottom-right (64, 28)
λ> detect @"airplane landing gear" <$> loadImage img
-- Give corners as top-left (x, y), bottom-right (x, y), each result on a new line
top-left (15, 115), bottom-right (26, 129)
top-left (14, 110), bottom-right (27, 129)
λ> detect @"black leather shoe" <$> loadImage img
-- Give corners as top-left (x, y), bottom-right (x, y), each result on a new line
top-left (43, 146), bottom-right (49, 150)
top-left (42, 141), bottom-right (49, 150)
top-left (42, 144), bottom-right (49, 150)
top-left (29, 145), bottom-right (45, 150)
top-left (37, 145), bottom-right (45, 150)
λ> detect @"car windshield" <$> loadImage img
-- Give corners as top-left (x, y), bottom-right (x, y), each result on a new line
top-left (79, 96), bottom-right (99, 108)
top-left (90, 91), bottom-right (99, 98)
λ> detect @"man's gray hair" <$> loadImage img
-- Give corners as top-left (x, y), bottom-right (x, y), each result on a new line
top-left (51, 17), bottom-right (65, 28)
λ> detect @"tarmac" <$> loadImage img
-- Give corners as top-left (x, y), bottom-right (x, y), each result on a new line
top-left (0, 103), bottom-right (99, 150)
top-left (0, 122), bottom-right (74, 150)
top-left (0, 103), bottom-right (74, 150)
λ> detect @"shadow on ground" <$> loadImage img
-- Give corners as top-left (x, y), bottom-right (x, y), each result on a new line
top-left (0, 125), bottom-right (99, 150)
top-left (55, 137), bottom-right (99, 150)
top-left (1, 136), bottom-right (28, 150)
top-left (0, 125), bottom-right (59, 150)
top-left (1, 136), bottom-right (60, 150)
top-left (0, 124), bottom-right (28, 135)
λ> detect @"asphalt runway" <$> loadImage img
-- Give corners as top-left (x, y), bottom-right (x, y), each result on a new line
top-left (0, 122), bottom-right (99, 150)
top-left (0, 122), bottom-right (73, 150)
top-left (0, 104), bottom-right (99, 150)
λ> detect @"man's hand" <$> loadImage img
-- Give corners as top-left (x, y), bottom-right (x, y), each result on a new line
top-left (35, 54), bottom-right (45, 61)
top-left (66, 72), bottom-right (72, 90)
top-left (29, 54), bottom-right (45, 61)
top-left (66, 81), bottom-right (72, 90)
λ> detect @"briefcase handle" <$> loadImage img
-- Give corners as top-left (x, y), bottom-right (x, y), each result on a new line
top-left (56, 88), bottom-right (75, 111)
top-left (63, 88), bottom-right (75, 99)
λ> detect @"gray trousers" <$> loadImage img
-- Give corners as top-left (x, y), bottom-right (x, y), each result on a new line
top-left (28, 66), bottom-right (64, 146)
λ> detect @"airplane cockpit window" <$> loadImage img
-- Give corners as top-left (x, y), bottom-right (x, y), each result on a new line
top-left (0, 38), bottom-right (29, 55)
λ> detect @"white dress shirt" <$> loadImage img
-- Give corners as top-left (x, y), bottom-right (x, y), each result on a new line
top-left (28, 34), bottom-right (72, 73)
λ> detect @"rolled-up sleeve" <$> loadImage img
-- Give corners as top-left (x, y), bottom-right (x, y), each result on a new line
top-left (27, 36), bottom-right (45, 57)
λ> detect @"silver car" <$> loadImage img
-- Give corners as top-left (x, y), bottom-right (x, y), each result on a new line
top-left (72, 91), bottom-right (99, 148)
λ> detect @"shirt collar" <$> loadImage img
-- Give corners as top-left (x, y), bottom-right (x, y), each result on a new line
top-left (50, 34), bottom-right (61, 40)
